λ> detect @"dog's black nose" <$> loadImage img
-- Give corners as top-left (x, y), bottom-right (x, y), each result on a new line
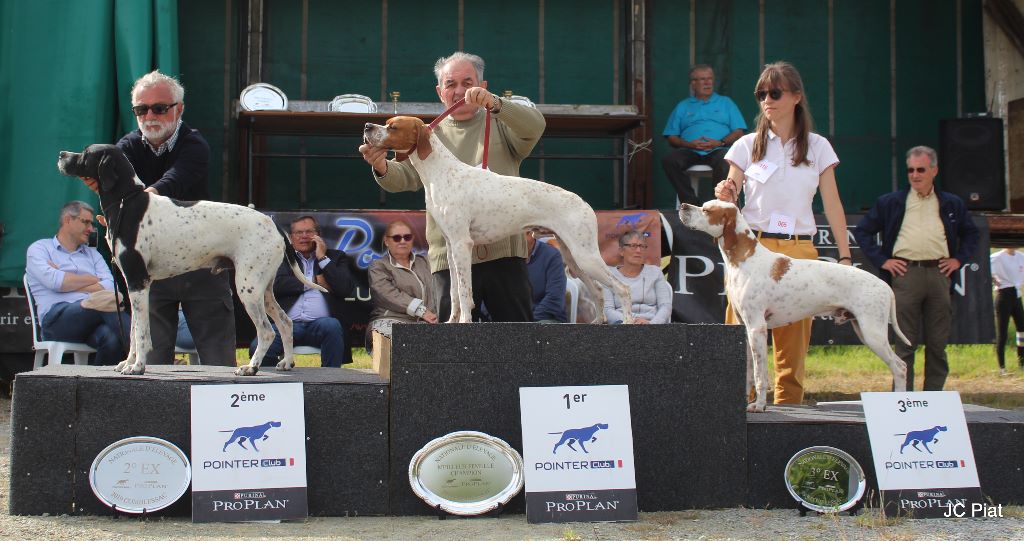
top-left (363, 123), bottom-right (374, 132)
top-left (59, 151), bottom-right (67, 159)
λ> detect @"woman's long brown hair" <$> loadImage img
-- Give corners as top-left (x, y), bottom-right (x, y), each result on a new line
top-left (751, 61), bottom-right (815, 166)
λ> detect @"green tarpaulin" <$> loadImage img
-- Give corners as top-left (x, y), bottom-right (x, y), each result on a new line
top-left (0, 0), bottom-right (178, 287)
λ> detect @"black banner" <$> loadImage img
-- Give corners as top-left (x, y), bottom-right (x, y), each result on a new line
top-left (526, 488), bottom-right (638, 523)
top-left (661, 212), bottom-right (994, 345)
top-left (192, 486), bottom-right (308, 522)
top-left (882, 487), bottom-right (985, 518)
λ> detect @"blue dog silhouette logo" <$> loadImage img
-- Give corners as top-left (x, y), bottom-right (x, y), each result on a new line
top-left (550, 423), bottom-right (609, 454)
top-left (895, 425), bottom-right (948, 454)
top-left (221, 421), bottom-right (282, 452)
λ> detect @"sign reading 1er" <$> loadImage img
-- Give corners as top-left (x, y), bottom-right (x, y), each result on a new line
top-left (190, 382), bottom-right (308, 522)
top-left (519, 385), bottom-right (638, 523)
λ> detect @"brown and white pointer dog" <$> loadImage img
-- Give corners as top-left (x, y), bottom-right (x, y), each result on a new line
top-left (679, 200), bottom-right (908, 412)
top-left (57, 144), bottom-right (323, 376)
top-left (363, 116), bottom-right (633, 323)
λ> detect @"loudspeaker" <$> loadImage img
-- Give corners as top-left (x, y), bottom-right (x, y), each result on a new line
top-left (939, 117), bottom-right (1005, 210)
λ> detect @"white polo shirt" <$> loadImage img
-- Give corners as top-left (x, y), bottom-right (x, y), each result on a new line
top-left (725, 130), bottom-right (839, 236)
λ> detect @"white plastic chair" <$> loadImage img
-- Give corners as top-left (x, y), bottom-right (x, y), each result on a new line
top-left (23, 274), bottom-right (96, 369)
top-left (676, 164), bottom-right (714, 208)
top-left (564, 275), bottom-right (583, 324)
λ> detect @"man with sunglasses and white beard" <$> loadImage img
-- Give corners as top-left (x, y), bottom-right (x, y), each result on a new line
top-left (81, 70), bottom-right (237, 366)
top-left (854, 145), bottom-right (979, 391)
top-left (251, 216), bottom-right (355, 367)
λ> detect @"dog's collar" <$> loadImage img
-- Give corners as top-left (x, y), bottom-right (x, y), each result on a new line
top-left (102, 188), bottom-right (144, 217)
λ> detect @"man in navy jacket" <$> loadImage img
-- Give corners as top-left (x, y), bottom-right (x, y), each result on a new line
top-left (251, 216), bottom-right (355, 366)
top-left (854, 145), bottom-right (979, 391)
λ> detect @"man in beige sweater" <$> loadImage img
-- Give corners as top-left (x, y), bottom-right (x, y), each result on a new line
top-left (358, 51), bottom-right (546, 322)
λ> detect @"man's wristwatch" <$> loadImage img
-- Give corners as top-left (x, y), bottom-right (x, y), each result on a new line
top-left (488, 94), bottom-right (502, 114)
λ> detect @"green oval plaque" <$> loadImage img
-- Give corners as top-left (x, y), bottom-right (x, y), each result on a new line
top-left (409, 431), bottom-right (524, 516)
top-left (784, 446), bottom-right (866, 513)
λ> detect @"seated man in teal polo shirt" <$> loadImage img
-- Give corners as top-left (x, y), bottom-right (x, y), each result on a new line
top-left (661, 64), bottom-right (747, 205)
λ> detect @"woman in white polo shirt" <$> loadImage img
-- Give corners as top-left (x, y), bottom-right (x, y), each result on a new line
top-left (714, 61), bottom-right (853, 406)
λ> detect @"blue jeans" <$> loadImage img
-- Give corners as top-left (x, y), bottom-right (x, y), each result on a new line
top-left (248, 318), bottom-right (345, 367)
top-left (41, 301), bottom-right (131, 365)
top-left (176, 310), bottom-right (196, 350)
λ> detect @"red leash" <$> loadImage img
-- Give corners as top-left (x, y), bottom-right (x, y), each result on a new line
top-left (426, 97), bottom-right (491, 170)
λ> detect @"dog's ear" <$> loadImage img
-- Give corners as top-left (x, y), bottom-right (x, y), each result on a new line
top-left (96, 153), bottom-right (119, 193)
top-left (96, 149), bottom-right (138, 194)
top-left (416, 121), bottom-right (432, 160)
top-left (719, 207), bottom-right (756, 265)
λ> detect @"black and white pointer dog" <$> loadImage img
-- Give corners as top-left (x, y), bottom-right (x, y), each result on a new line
top-left (57, 144), bottom-right (323, 376)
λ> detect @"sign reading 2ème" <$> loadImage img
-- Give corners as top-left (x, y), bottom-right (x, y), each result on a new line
top-left (862, 391), bottom-right (984, 518)
top-left (190, 383), bottom-right (308, 522)
top-left (519, 385), bottom-right (638, 523)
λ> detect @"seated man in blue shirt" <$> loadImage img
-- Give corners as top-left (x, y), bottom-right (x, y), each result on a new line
top-left (526, 231), bottom-right (568, 323)
top-left (24, 201), bottom-right (130, 365)
top-left (661, 64), bottom-right (747, 205)
top-left (250, 216), bottom-right (355, 367)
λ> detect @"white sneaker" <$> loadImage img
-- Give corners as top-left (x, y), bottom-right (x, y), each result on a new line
top-left (1000, 368), bottom-right (1010, 377)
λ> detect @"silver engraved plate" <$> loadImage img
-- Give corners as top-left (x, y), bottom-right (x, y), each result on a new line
top-left (329, 94), bottom-right (377, 113)
top-left (239, 83), bottom-right (288, 111)
top-left (89, 436), bottom-right (192, 513)
top-left (784, 446), bottom-right (866, 513)
top-left (409, 431), bottom-right (525, 516)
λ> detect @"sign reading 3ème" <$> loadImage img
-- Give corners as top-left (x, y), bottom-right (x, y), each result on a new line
top-left (190, 383), bottom-right (308, 522)
top-left (862, 391), bottom-right (984, 518)
top-left (519, 385), bottom-right (638, 523)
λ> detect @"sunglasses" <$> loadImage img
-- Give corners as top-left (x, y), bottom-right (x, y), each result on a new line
top-left (755, 88), bottom-right (784, 102)
top-left (389, 234), bottom-right (414, 242)
top-left (906, 167), bottom-right (930, 174)
top-left (131, 102), bottom-right (178, 117)
top-left (622, 243), bottom-right (648, 250)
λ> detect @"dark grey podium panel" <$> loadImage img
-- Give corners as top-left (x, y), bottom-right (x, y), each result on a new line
top-left (746, 403), bottom-right (1024, 508)
top-left (388, 323), bottom-right (748, 515)
top-left (9, 366), bottom-right (389, 516)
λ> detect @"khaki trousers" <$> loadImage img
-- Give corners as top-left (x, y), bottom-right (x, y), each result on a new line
top-left (726, 237), bottom-right (818, 404)
top-left (892, 266), bottom-right (952, 390)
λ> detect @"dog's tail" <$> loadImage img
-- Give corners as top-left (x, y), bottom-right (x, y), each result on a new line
top-left (279, 228), bottom-right (328, 293)
top-left (889, 291), bottom-right (912, 346)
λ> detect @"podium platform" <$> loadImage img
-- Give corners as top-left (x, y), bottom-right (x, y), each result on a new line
top-left (8, 323), bottom-right (1023, 516)
top-left (9, 365), bottom-right (389, 516)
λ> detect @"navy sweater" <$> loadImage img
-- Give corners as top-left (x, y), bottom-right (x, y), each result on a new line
top-left (117, 121), bottom-right (211, 201)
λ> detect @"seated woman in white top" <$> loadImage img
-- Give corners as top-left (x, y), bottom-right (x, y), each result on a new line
top-left (602, 230), bottom-right (673, 324)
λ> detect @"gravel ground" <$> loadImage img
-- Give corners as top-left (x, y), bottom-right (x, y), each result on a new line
top-left (1, 397), bottom-right (1022, 541)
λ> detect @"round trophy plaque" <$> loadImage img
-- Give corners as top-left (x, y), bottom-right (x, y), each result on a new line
top-left (329, 94), bottom-right (377, 113)
top-left (89, 436), bottom-right (192, 513)
top-left (408, 431), bottom-right (524, 516)
top-left (784, 446), bottom-right (866, 513)
top-left (239, 83), bottom-right (288, 111)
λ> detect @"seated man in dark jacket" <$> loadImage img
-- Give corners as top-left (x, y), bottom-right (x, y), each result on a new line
top-left (250, 216), bottom-right (355, 366)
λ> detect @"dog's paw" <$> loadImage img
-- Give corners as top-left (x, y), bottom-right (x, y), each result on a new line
top-left (235, 365), bottom-right (259, 376)
top-left (276, 359), bottom-right (294, 371)
top-left (746, 401), bottom-right (767, 413)
top-left (118, 362), bottom-right (145, 375)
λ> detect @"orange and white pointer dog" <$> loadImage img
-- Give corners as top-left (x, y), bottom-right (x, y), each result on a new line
top-left (679, 200), bottom-right (908, 412)
top-left (363, 116), bottom-right (632, 324)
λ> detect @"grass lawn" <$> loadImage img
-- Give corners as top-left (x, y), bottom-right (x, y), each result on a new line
top-left (221, 342), bottom-right (1024, 409)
